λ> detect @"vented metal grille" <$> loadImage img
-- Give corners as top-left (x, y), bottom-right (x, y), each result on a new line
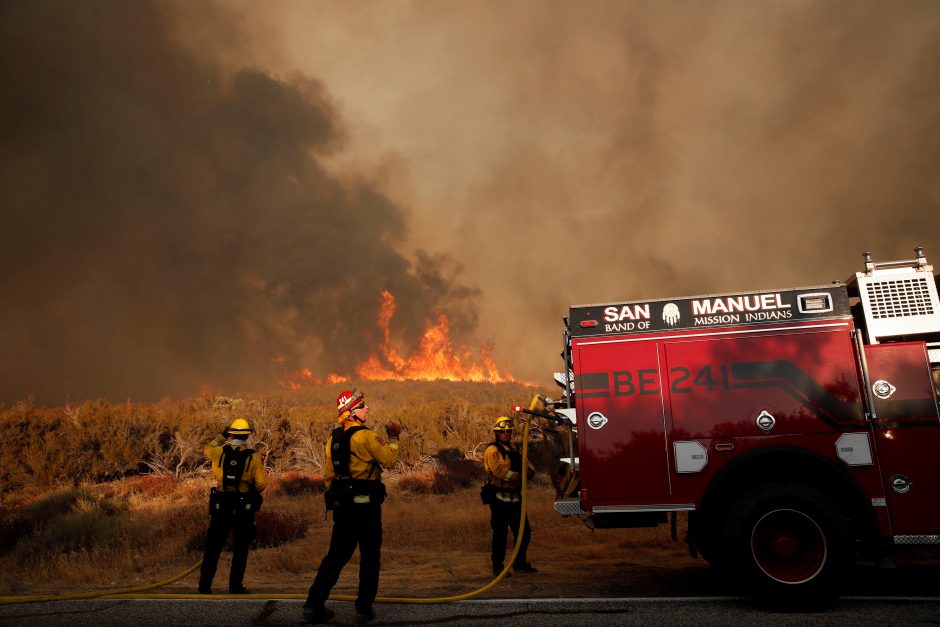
top-left (865, 277), bottom-right (935, 319)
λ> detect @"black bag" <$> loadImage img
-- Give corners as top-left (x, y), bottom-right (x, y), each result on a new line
top-left (209, 487), bottom-right (223, 516)
top-left (508, 449), bottom-right (522, 473)
top-left (330, 425), bottom-right (367, 477)
top-left (324, 479), bottom-right (349, 511)
top-left (209, 487), bottom-right (263, 515)
top-left (325, 479), bottom-right (386, 510)
top-left (326, 425), bottom-right (384, 511)
top-left (245, 491), bottom-right (263, 513)
top-left (220, 445), bottom-right (254, 489)
top-left (480, 482), bottom-right (497, 505)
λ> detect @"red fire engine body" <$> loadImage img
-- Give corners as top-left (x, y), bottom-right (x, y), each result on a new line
top-left (546, 248), bottom-right (940, 597)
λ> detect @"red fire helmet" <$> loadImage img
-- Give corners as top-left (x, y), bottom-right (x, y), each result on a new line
top-left (336, 389), bottom-right (365, 417)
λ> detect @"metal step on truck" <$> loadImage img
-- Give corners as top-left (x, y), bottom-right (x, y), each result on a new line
top-left (530, 247), bottom-right (940, 599)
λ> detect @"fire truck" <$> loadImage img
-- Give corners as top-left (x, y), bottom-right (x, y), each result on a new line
top-left (536, 247), bottom-right (940, 597)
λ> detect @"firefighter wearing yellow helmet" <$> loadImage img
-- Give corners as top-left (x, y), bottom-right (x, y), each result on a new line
top-left (483, 416), bottom-right (536, 576)
top-left (198, 417), bottom-right (267, 595)
top-left (303, 389), bottom-right (402, 624)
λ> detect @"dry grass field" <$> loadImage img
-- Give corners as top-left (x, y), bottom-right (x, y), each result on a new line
top-left (247, 477), bottom-right (705, 600)
top-left (0, 381), bottom-right (546, 493)
top-left (0, 471), bottom-right (703, 598)
top-left (2, 381), bottom-right (937, 599)
top-left (1, 381), bottom-right (703, 598)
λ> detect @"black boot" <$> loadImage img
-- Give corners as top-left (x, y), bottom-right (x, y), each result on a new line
top-left (303, 605), bottom-right (335, 624)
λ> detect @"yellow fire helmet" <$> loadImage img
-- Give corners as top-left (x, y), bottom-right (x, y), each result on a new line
top-left (493, 417), bottom-right (513, 432)
top-left (228, 418), bottom-right (253, 436)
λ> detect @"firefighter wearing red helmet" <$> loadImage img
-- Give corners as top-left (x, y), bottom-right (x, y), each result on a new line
top-left (303, 389), bottom-right (402, 624)
top-left (483, 416), bottom-right (536, 576)
top-left (198, 417), bottom-right (267, 595)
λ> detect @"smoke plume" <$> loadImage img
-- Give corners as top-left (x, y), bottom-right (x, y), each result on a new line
top-left (2, 1), bottom-right (939, 402)
top-left (255, 1), bottom-right (939, 379)
top-left (0, 1), bottom-right (479, 403)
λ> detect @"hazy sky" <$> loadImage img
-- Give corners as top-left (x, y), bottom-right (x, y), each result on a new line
top-left (2, 0), bottom-right (938, 404)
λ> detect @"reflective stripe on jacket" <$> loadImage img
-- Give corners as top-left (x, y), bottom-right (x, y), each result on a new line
top-left (484, 442), bottom-right (522, 503)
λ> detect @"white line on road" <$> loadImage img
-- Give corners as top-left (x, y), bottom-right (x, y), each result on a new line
top-left (126, 595), bottom-right (940, 604)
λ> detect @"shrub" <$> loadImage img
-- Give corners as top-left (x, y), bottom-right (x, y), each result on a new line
top-left (114, 474), bottom-right (179, 498)
top-left (184, 509), bottom-right (311, 552)
top-left (397, 471), bottom-right (435, 495)
top-left (255, 511), bottom-right (311, 547)
top-left (0, 506), bottom-right (36, 551)
top-left (432, 448), bottom-right (482, 493)
top-left (269, 473), bottom-right (325, 497)
top-left (27, 487), bottom-right (87, 522)
top-left (182, 508), bottom-right (213, 553)
top-left (0, 381), bottom-right (550, 493)
top-left (15, 511), bottom-right (139, 555)
top-left (12, 490), bottom-right (143, 558)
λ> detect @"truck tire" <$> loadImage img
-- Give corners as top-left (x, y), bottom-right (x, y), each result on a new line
top-left (689, 511), bottom-right (723, 568)
top-left (723, 483), bottom-right (850, 600)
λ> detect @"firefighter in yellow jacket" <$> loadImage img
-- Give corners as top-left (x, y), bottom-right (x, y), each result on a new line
top-left (198, 418), bottom-right (267, 594)
top-left (303, 389), bottom-right (401, 624)
top-left (484, 417), bottom-right (536, 576)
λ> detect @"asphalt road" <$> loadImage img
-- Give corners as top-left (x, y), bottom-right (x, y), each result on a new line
top-left (3, 560), bottom-right (939, 625)
top-left (1, 596), bottom-right (939, 626)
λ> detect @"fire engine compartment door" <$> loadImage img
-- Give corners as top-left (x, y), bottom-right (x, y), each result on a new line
top-left (573, 339), bottom-right (670, 503)
top-left (664, 328), bottom-right (866, 439)
top-left (865, 342), bottom-right (940, 535)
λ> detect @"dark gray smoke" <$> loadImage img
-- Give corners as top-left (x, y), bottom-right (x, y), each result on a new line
top-left (325, 1), bottom-right (939, 377)
top-left (0, 1), bottom-right (480, 403)
top-left (3, 1), bottom-right (939, 402)
top-left (233, 2), bottom-right (939, 383)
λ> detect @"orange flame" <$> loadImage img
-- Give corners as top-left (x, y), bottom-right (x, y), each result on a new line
top-left (356, 290), bottom-right (514, 383)
top-left (277, 290), bottom-right (513, 389)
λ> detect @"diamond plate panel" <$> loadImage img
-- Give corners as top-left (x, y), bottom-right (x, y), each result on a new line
top-left (894, 535), bottom-right (940, 545)
top-left (554, 498), bottom-right (587, 516)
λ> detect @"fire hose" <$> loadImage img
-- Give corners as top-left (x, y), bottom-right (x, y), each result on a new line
top-left (0, 396), bottom-right (541, 606)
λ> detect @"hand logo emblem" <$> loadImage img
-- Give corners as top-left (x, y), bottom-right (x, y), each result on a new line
top-left (662, 303), bottom-right (680, 326)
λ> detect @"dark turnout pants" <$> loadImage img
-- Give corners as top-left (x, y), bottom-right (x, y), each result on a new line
top-left (306, 502), bottom-right (383, 613)
top-left (199, 495), bottom-right (257, 592)
top-left (490, 498), bottom-right (531, 569)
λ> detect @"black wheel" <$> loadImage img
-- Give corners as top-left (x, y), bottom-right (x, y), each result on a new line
top-left (689, 510), bottom-right (724, 568)
top-left (723, 483), bottom-right (851, 600)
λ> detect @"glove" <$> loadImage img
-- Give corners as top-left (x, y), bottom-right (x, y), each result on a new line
top-left (509, 450), bottom-right (522, 472)
top-left (385, 421), bottom-right (401, 439)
